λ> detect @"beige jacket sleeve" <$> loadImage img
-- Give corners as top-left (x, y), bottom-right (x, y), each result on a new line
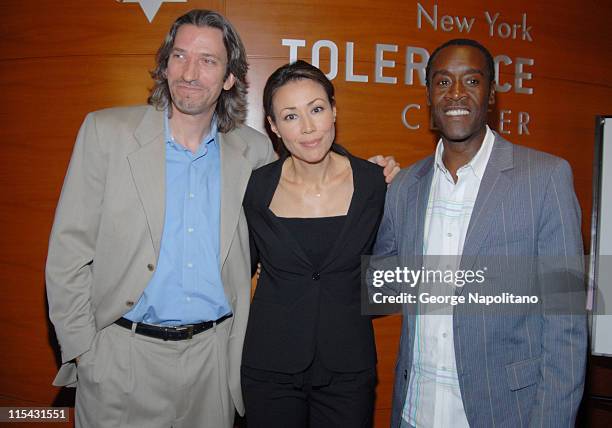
top-left (46, 112), bottom-right (107, 365)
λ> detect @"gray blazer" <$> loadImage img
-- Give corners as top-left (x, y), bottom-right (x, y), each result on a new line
top-left (374, 133), bottom-right (587, 427)
top-left (45, 105), bottom-right (275, 415)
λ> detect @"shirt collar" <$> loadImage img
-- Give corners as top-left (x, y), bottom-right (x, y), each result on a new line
top-left (434, 125), bottom-right (495, 180)
top-left (164, 109), bottom-right (218, 152)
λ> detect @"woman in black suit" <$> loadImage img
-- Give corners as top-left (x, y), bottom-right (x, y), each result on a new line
top-left (241, 60), bottom-right (386, 428)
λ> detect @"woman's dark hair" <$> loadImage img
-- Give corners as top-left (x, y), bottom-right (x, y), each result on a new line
top-left (262, 60), bottom-right (336, 154)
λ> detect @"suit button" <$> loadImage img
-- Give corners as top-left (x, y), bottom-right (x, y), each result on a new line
top-left (403, 369), bottom-right (408, 380)
top-left (126, 301), bottom-right (134, 307)
top-left (312, 272), bottom-right (320, 281)
top-left (147, 263), bottom-right (155, 271)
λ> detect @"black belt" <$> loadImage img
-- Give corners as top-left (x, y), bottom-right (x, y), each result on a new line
top-left (114, 314), bottom-right (232, 341)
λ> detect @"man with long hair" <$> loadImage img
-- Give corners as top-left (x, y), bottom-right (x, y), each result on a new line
top-left (46, 10), bottom-right (274, 427)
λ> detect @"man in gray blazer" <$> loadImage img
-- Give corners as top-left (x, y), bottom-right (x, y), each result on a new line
top-left (374, 39), bottom-right (587, 427)
top-left (45, 10), bottom-right (275, 428)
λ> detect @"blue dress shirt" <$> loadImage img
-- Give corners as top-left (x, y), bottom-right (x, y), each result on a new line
top-left (124, 112), bottom-right (231, 325)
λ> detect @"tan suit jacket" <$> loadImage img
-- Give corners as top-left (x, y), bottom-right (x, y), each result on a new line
top-left (45, 105), bottom-right (275, 414)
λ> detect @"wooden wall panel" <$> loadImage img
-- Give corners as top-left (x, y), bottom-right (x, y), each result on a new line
top-left (0, 0), bottom-right (224, 58)
top-left (230, 0), bottom-right (612, 85)
top-left (0, 1), bottom-right (610, 427)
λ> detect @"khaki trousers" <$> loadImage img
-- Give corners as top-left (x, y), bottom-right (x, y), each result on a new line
top-left (75, 319), bottom-right (234, 428)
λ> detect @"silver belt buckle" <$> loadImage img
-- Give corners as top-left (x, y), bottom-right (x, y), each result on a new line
top-left (176, 324), bottom-right (195, 339)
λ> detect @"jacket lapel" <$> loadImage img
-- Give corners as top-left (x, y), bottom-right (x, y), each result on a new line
top-left (219, 130), bottom-right (252, 269)
top-left (413, 158), bottom-right (434, 258)
top-left (127, 107), bottom-right (166, 258)
top-left (264, 158), bottom-right (313, 267)
top-left (318, 155), bottom-right (363, 271)
top-left (398, 159), bottom-right (434, 317)
top-left (458, 134), bottom-right (514, 291)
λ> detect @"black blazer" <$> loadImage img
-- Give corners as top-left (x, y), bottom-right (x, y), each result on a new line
top-left (241, 146), bottom-right (386, 373)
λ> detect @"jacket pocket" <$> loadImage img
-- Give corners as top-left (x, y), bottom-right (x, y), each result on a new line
top-left (505, 356), bottom-right (542, 391)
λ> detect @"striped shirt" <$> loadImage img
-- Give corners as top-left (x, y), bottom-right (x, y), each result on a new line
top-left (403, 126), bottom-right (494, 427)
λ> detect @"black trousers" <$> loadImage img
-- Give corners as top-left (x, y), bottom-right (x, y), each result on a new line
top-left (242, 366), bottom-right (376, 428)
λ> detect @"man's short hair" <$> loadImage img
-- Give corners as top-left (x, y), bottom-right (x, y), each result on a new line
top-left (425, 38), bottom-right (495, 88)
top-left (148, 9), bottom-right (249, 133)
